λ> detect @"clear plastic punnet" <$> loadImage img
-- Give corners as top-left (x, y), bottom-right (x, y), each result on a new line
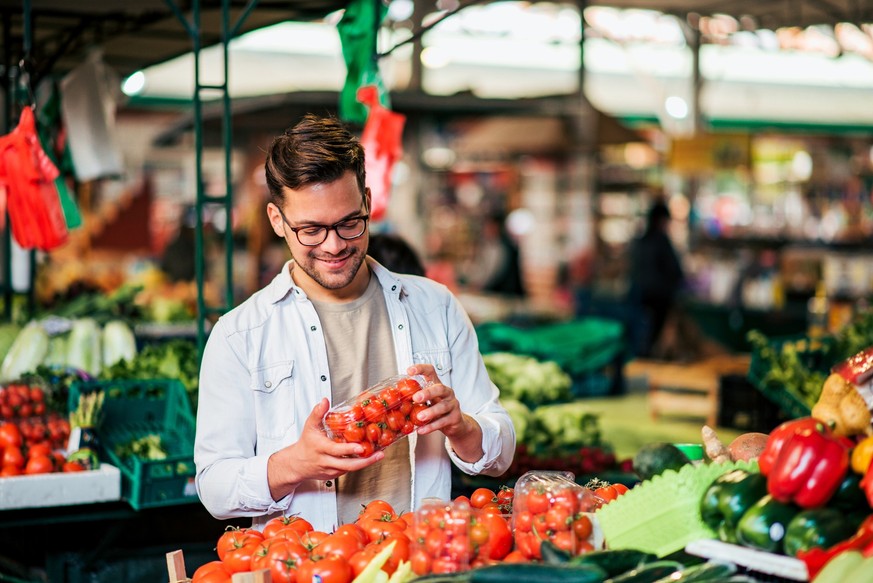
top-left (512, 470), bottom-right (604, 560)
top-left (410, 498), bottom-right (475, 575)
top-left (322, 374), bottom-right (432, 457)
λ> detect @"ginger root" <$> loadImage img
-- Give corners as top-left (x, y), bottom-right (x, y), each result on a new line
top-left (702, 425), bottom-right (731, 463)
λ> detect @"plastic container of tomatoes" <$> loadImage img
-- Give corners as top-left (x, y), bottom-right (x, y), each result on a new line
top-left (410, 498), bottom-right (476, 575)
top-left (322, 374), bottom-right (432, 457)
top-left (512, 470), bottom-right (604, 560)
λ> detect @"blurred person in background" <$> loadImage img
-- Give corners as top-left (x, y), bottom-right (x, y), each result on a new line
top-left (628, 200), bottom-right (685, 358)
top-left (466, 213), bottom-right (525, 298)
top-left (367, 232), bottom-right (426, 277)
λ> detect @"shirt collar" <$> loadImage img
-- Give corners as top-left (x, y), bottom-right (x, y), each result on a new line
top-left (267, 258), bottom-right (406, 304)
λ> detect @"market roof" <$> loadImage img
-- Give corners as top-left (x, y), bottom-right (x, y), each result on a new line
top-left (3, 0), bottom-right (871, 87)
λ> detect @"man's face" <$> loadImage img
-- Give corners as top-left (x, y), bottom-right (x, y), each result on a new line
top-left (268, 171), bottom-right (370, 298)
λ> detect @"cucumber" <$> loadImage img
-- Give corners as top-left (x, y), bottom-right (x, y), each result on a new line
top-left (470, 563), bottom-right (607, 583)
top-left (570, 549), bottom-right (658, 577)
top-left (653, 562), bottom-right (736, 582)
top-left (603, 560), bottom-right (684, 583)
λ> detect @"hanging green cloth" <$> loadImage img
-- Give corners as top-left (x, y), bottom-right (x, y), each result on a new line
top-left (337, 0), bottom-right (390, 125)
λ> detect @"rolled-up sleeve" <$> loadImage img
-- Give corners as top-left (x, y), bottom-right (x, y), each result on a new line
top-left (443, 296), bottom-right (516, 476)
top-left (194, 319), bottom-right (293, 518)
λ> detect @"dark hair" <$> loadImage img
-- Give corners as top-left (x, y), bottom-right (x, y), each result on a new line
top-left (264, 113), bottom-right (367, 206)
top-left (646, 201), bottom-right (671, 233)
top-left (368, 233), bottom-right (426, 277)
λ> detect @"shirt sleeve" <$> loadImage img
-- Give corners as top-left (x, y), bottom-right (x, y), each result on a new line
top-left (442, 295), bottom-right (516, 476)
top-left (194, 318), bottom-right (295, 518)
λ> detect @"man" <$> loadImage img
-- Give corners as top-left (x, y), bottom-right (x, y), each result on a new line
top-left (194, 114), bottom-right (515, 532)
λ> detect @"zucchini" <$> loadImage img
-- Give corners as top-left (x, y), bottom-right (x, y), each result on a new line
top-left (653, 562), bottom-right (736, 582)
top-left (603, 560), bottom-right (683, 583)
top-left (470, 563), bottom-right (607, 583)
top-left (540, 539), bottom-right (573, 564)
top-left (410, 574), bottom-right (473, 583)
top-left (570, 549), bottom-right (658, 577)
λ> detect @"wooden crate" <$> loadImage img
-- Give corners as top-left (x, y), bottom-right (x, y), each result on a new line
top-left (627, 355), bottom-right (751, 427)
top-left (166, 550), bottom-right (271, 583)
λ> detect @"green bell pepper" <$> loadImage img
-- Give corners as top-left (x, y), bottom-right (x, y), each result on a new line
top-left (700, 469), bottom-right (768, 544)
top-left (736, 494), bottom-right (800, 553)
top-left (783, 508), bottom-right (862, 557)
top-left (828, 472), bottom-right (868, 513)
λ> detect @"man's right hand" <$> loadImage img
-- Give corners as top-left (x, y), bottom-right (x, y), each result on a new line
top-left (267, 397), bottom-right (384, 501)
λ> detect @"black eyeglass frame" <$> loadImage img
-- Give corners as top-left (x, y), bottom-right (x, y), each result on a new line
top-left (275, 206), bottom-right (370, 246)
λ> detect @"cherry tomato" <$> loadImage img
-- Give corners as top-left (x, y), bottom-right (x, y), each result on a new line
top-left (343, 423), bottom-right (366, 443)
top-left (378, 387), bottom-right (402, 411)
top-left (470, 488), bottom-right (497, 509)
top-left (365, 423), bottom-right (382, 444)
top-left (396, 377), bottom-right (421, 399)
top-left (0, 422), bottom-right (22, 449)
top-left (502, 550), bottom-right (527, 563)
top-left (496, 486), bottom-right (514, 506)
top-left (478, 512), bottom-right (512, 560)
top-left (409, 549), bottom-right (432, 576)
top-left (378, 428), bottom-right (397, 448)
top-left (571, 515), bottom-right (593, 540)
top-left (363, 400), bottom-right (386, 423)
top-left (525, 489), bottom-right (550, 514)
top-left (385, 410), bottom-right (405, 432)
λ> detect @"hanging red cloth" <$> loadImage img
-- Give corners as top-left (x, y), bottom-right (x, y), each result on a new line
top-left (0, 106), bottom-right (68, 251)
top-left (357, 85), bottom-right (406, 223)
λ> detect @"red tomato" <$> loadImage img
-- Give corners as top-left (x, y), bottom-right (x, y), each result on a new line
top-left (377, 428), bottom-right (397, 448)
top-left (0, 423), bottom-right (22, 449)
top-left (24, 454), bottom-right (54, 475)
top-left (334, 524), bottom-right (368, 546)
top-left (360, 499), bottom-right (395, 518)
top-left (551, 530), bottom-right (575, 553)
top-left (296, 556), bottom-right (353, 583)
top-left (502, 550), bottom-right (527, 563)
top-left (514, 510), bottom-right (533, 533)
top-left (27, 442), bottom-right (52, 459)
top-left (524, 489), bottom-right (550, 514)
top-left (478, 513), bottom-right (512, 560)
top-left (378, 387), bottom-right (402, 410)
top-left (365, 423), bottom-right (382, 444)
top-left (396, 378), bottom-right (421, 399)
top-left (409, 549), bottom-right (432, 576)
top-left (3, 447), bottom-right (25, 470)
top-left (62, 461), bottom-right (87, 472)
top-left (363, 400), bottom-right (386, 423)
top-left (431, 557), bottom-right (461, 574)
top-left (470, 488), bottom-right (497, 509)
top-left (571, 515), bottom-right (593, 540)
top-left (192, 561), bottom-right (232, 583)
top-left (348, 547), bottom-right (378, 576)
top-left (385, 410), bottom-right (406, 432)
top-left (222, 540), bottom-right (261, 573)
top-left (315, 532), bottom-right (363, 560)
top-left (400, 420), bottom-right (415, 435)
top-left (343, 423), bottom-right (366, 443)
top-left (0, 464), bottom-right (21, 477)
top-left (216, 528), bottom-right (265, 561)
top-left (410, 403), bottom-right (429, 426)
top-left (299, 530), bottom-right (330, 551)
top-left (545, 506), bottom-right (571, 532)
top-left (496, 486), bottom-right (514, 506)
top-left (358, 441), bottom-right (375, 457)
top-left (263, 515), bottom-right (314, 539)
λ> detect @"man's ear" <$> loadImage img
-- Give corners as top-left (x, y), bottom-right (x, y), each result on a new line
top-left (364, 187), bottom-right (371, 212)
top-left (266, 203), bottom-right (286, 238)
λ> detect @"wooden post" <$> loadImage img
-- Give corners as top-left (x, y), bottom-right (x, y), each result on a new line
top-left (166, 550), bottom-right (190, 583)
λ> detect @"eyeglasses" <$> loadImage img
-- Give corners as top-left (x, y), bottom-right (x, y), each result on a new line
top-left (276, 206), bottom-right (370, 246)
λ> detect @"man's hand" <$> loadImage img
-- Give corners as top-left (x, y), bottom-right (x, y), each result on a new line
top-left (267, 398), bottom-right (384, 501)
top-left (406, 364), bottom-right (484, 464)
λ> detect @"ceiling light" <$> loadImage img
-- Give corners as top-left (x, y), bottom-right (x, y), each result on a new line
top-left (121, 71), bottom-right (146, 96)
top-left (664, 96), bottom-right (688, 119)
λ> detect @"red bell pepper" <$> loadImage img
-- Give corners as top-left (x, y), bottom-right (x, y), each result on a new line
top-left (832, 347), bottom-right (873, 385)
top-left (767, 427), bottom-right (849, 508)
top-left (759, 417), bottom-right (830, 476)
top-left (861, 456), bottom-right (873, 508)
top-left (798, 514), bottom-right (873, 579)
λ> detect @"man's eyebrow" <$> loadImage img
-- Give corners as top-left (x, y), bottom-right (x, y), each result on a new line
top-left (293, 209), bottom-right (365, 227)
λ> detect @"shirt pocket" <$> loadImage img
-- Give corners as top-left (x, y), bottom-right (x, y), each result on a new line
top-left (412, 348), bottom-right (453, 385)
top-left (250, 360), bottom-right (296, 440)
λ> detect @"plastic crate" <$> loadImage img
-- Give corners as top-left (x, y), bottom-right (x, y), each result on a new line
top-left (68, 378), bottom-right (198, 511)
top-left (747, 334), bottom-right (836, 419)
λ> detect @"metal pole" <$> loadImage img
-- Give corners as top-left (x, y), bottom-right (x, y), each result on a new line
top-left (221, 0), bottom-right (233, 314)
top-left (2, 10), bottom-right (12, 321)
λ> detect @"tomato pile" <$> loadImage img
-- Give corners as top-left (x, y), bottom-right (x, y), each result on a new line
top-left (0, 383), bottom-right (76, 477)
top-left (323, 376), bottom-right (431, 457)
top-left (189, 476), bottom-right (631, 583)
top-left (512, 472), bottom-right (603, 560)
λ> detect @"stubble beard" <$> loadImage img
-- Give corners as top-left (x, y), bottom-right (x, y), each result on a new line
top-left (292, 246), bottom-right (366, 290)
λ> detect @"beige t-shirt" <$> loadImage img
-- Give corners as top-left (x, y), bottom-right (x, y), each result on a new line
top-left (311, 273), bottom-right (412, 525)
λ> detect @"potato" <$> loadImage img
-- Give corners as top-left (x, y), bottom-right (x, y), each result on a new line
top-left (728, 432), bottom-right (769, 462)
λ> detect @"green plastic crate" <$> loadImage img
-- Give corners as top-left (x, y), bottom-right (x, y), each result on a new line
top-left (68, 378), bottom-right (198, 511)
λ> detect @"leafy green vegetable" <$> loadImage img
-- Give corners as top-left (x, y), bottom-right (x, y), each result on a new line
top-left (483, 352), bottom-right (572, 406)
top-left (99, 339), bottom-right (200, 410)
top-left (115, 433), bottom-right (167, 461)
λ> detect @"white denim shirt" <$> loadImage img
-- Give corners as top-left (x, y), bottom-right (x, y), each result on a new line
top-left (194, 258), bottom-right (515, 532)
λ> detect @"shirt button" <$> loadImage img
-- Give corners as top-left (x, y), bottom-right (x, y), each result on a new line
top-left (321, 375), bottom-right (327, 381)
top-left (398, 324), bottom-right (404, 330)
top-left (391, 285), bottom-right (397, 291)
top-left (310, 325), bottom-right (317, 331)
top-left (325, 480), bottom-right (333, 487)
top-left (264, 381), bottom-right (272, 388)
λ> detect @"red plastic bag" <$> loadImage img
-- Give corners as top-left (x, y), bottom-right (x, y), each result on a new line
top-left (0, 107), bottom-right (68, 251)
top-left (357, 85), bottom-right (405, 223)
